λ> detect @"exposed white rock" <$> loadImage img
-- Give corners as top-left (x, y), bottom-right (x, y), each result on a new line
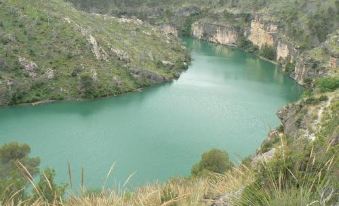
top-left (90, 69), bottom-right (98, 81)
top-left (111, 48), bottom-right (130, 62)
top-left (18, 57), bottom-right (38, 78)
top-left (160, 25), bottom-right (178, 37)
top-left (277, 41), bottom-right (289, 61)
top-left (251, 148), bottom-right (276, 167)
top-left (63, 16), bottom-right (109, 61)
top-left (45, 68), bottom-right (55, 79)
top-left (248, 19), bottom-right (275, 48)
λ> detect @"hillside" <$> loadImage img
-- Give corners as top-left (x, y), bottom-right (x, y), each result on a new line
top-left (0, 0), bottom-right (189, 106)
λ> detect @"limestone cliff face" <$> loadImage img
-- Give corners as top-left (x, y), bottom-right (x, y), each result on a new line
top-left (247, 18), bottom-right (299, 65)
top-left (293, 57), bottom-right (317, 84)
top-left (192, 22), bottom-right (239, 46)
top-left (191, 17), bottom-right (338, 85)
top-left (248, 18), bottom-right (276, 48)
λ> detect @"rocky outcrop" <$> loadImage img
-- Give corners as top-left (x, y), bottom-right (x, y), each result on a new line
top-left (160, 24), bottom-right (178, 37)
top-left (45, 68), bottom-right (55, 80)
top-left (129, 68), bottom-right (168, 84)
top-left (192, 21), bottom-right (239, 46)
top-left (277, 93), bottom-right (336, 140)
top-left (191, 16), bottom-right (338, 85)
top-left (292, 56), bottom-right (323, 84)
top-left (329, 56), bottom-right (338, 68)
top-left (111, 48), bottom-right (130, 63)
top-left (18, 57), bottom-right (38, 78)
top-left (248, 18), bottom-right (276, 48)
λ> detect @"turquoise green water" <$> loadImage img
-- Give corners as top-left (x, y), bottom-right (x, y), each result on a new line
top-left (0, 38), bottom-right (302, 189)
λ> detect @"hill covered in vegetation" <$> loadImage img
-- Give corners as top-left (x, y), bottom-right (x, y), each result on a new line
top-left (0, 0), bottom-right (189, 106)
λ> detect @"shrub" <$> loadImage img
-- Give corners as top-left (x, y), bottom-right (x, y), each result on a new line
top-left (33, 168), bottom-right (67, 204)
top-left (237, 36), bottom-right (259, 53)
top-left (0, 142), bottom-right (40, 203)
top-left (315, 77), bottom-right (339, 92)
top-left (79, 72), bottom-right (96, 98)
top-left (285, 62), bottom-right (295, 73)
top-left (191, 149), bottom-right (233, 176)
top-left (259, 44), bottom-right (276, 60)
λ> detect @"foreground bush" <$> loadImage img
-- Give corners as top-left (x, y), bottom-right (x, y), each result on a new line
top-left (0, 142), bottom-right (65, 205)
top-left (191, 149), bottom-right (234, 176)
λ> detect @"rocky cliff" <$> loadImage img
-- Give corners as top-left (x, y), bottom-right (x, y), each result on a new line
top-left (191, 15), bottom-right (338, 86)
top-left (192, 21), bottom-right (239, 46)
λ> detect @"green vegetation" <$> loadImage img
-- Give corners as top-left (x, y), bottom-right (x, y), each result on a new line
top-left (316, 77), bottom-right (339, 92)
top-left (0, 143), bottom-right (66, 204)
top-left (0, 0), bottom-right (189, 106)
top-left (259, 45), bottom-right (276, 61)
top-left (0, 143), bottom-right (40, 203)
top-left (191, 149), bottom-right (234, 176)
top-left (240, 136), bottom-right (337, 205)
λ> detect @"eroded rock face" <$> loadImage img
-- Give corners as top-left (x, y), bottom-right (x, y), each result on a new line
top-left (329, 56), bottom-right (338, 68)
top-left (292, 56), bottom-right (326, 85)
top-left (129, 68), bottom-right (166, 84)
top-left (191, 16), bottom-right (336, 85)
top-left (192, 22), bottom-right (239, 46)
top-left (277, 104), bottom-right (305, 138)
top-left (276, 42), bottom-right (289, 61)
top-left (248, 19), bottom-right (276, 48)
top-left (18, 57), bottom-right (38, 78)
top-left (160, 24), bottom-right (178, 37)
top-left (111, 48), bottom-right (130, 63)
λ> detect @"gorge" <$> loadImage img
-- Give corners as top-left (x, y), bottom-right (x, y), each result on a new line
top-left (0, 38), bottom-right (302, 188)
top-left (0, 0), bottom-right (337, 205)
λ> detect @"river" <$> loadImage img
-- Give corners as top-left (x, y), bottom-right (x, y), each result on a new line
top-left (0, 38), bottom-right (302, 189)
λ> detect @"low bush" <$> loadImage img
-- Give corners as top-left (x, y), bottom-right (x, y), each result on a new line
top-left (315, 77), bottom-right (339, 92)
top-left (191, 149), bottom-right (233, 176)
top-left (259, 45), bottom-right (276, 60)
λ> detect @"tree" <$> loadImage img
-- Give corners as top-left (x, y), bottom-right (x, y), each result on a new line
top-left (34, 168), bottom-right (66, 204)
top-left (0, 142), bottom-right (40, 202)
top-left (191, 149), bottom-right (234, 176)
top-left (79, 72), bottom-right (96, 98)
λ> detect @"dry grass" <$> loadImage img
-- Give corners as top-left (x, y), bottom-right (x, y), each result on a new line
top-left (2, 165), bottom-right (254, 206)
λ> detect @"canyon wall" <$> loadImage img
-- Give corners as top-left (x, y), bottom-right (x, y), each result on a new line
top-left (191, 21), bottom-right (239, 46)
top-left (191, 16), bottom-right (336, 85)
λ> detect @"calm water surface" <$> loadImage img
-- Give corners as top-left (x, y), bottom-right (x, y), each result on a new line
top-left (0, 38), bottom-right (302, 189)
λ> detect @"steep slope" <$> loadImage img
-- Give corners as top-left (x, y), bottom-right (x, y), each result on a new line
top-left (0, 0), bottom-right (189, 106)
